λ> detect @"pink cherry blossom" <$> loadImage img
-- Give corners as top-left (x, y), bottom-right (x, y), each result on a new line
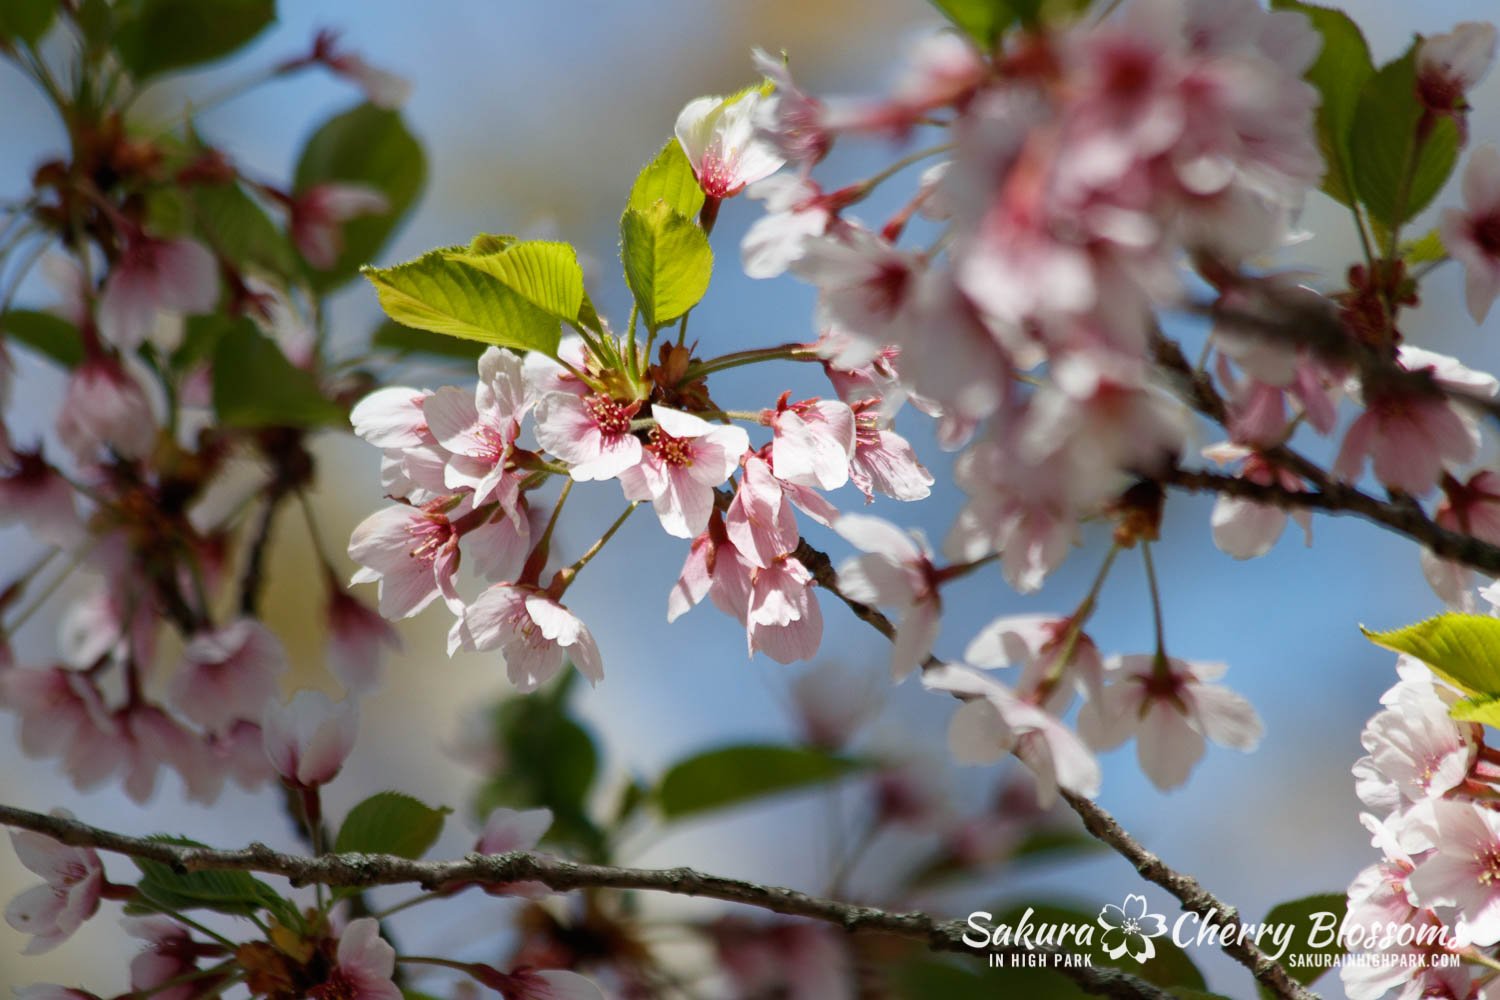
top-left (125, 916), bottom-right (217, 1000)
top-left (462, 583), bottom-right (603, 691)
top-left (741, 175), bottom-right (831, 278)
top-left (1409, 801), bottom-right (1500, 947)
top-left (1417, 22), bottom-right (1497, 120)
top-left (766, 395), bottom-right (855, 491)
top-left (1354, 666), bottom-right (1479, 813)
top-left (792, 228), bottom-right (921, 358)
top-left (675, 89), bottom-right (785, 199)
top-left (5, 820), bottom-right (103, 954)
top-left (325, 588), bottom-right (401, 695)
top-left (98, 236), bottom-right (218, 350)
top-left (747, 556), bottom-right (823, 664)
top-left (169, 619), bottom-right (288, 735)
top-left (1204, 445), bottom-right (1313, 560)
top-left (849, 403), bottom-right (932, 503)
top-left (288, 183), bottom-right (388, 269)
top-left (424, 346), bottom-right (532, 502)
top-left (351, 385), bottom-right (433, 451)
top-left (725, 455), bottom-right (800, 569)
top-left (311, 917), bottom-right (401, 1000)
top-left (790, 661), bottom-right (881, 751)
top-left (0, 666), bottom-right (119, 791)
top-left (667, 515), bottom-right (758, 627)
top-left (1442, 145), bottom-right (1500, 323)
top-left (476, 807), bottom-right (553, 897)
top-left (304, 30), bottom-right (411, 108)
top-left (751, 47), bottom-right (831, 169)
top-left (348, 500), bottom-right (463, 619)
top-left (0, 450), bottom-right (83, 550)
top-left (56, 355), bottom-right (157, 462)
top-left (965, 613), bottom-right (1105, 714)
top-left (1423, 471), bottom-right (1500, 607)
top-left (262, 690), bottom-right (358, 788)
top-left (534, 391), bottom-right (642, 482)
top-left (1078, 654), bottom-right (1261, 791)
top-left (922, 663), bottom-right (1101, 808)
top-left (1335, 347), bottom-right (1496, 495)
top-left (834, 514), bottom-right (940, 680)
top-left (118, 704), bottom-right (201, 804)
top-left (619, 406), bottom-right (748, 538)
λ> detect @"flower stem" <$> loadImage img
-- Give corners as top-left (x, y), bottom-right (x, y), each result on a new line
top-left (550, 501), bottom-right (640, 594)
top-left (681, 343), bottom-right (821, 383)
top-left (1141, 541), bottom-right (1167, 660)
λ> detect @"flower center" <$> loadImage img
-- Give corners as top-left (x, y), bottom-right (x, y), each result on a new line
top-left (650, 427), bottom-right (694, 466)
top-left (1478, 847), bottom-right (1500, 886)
top-left (1473, 212), bottom-right (1500, 257)
top-left (584, 393), bottom-right (634, 436)
top-left (408, 516), bottom-right (453, 565)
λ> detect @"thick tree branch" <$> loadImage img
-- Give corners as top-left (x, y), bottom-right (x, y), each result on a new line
top-left (0, 803), bottom-right (1170, 1000)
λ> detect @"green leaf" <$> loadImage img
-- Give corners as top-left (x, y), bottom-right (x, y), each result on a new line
top-left (189, 183), bottom-right (298, 279)
top-left (1, 310), bottom-right (82, 367)
top-left (0, 0), bottom-right (55, 44)
top-left (334, 791), bottom-right (450, 859)
top-left (620, 201), bottom-right (713, 330)
top-left (211, 320), bottom-right (344, 428)
top-left (371, 319), bottom-right (484, 361)
top-left (132, 836), bottom-right (291, 922)
top-left (113, 0), bottom-right (274, 80)
top-left (655, 744), bottom-right (865, 820)
top-left (1363, 613), bottom-right (1500, 697)
top-left (1450, 694), bottom-right (1500, 728)
top-left (295, 104), bottom-right (425, 290)
top-left (1256, 893), bottom-right (1346, 998)
top-left (928, 0), bottom-right (1015, 47)
top-left (452, 240), bottom-right (585, 326)
top-left (627, 140), bottom-right (705, 221)
top-left (1270, 0), bottom-right (1374, 208)
top-left (892, 958), bottom-right (1003, 1000)
top-left (1401, 227), bottom-right (1446, 264)
top-left (1349, 43), bottom-right (1461, 230)
top-left (362, 243), bottom-right (566, 357)
top-left (475, 680), bottom-right (604, 859)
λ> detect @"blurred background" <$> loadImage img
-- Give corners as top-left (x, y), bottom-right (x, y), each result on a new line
top-left (1, 0), bottom-right (1498, 996)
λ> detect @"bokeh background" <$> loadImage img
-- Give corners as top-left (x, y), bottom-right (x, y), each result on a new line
top-left (0, 1), bottom-right (1498, 996)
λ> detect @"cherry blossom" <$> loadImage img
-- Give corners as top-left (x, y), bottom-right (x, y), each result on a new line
top-left (765, 395), bottom-right (855, 491)
top-left (462, 583), bottom-right (603, 690)
top-left (923, 663), bottom-right (1101, 807)
top-left (56, 355), bottom-right (157, 462)
top-left (965, 613), bottom-right (1104, 714)
top-left (619, 406), bottom-right (748, 538)
top-left (1442, 145), bottom-right (1500, 323)
top-left (1409, 801), bottom-right (1500, 946)
top-left (675, 88), bottom-right (785, 200)
top-left (741, 175), bottom-right (831, 278)
top-left (1078, 654), bottom-right (1261, 791)
top-left (169, 619), bottom-right (288, 735)
top-left (1417, 22), bottom-right (1497, 122)
top-left (5, 822), bottom-right (103, 954)
top-left (348, 500), bottom-right (464, 619)
top-left (424, 347), bottom-right (532, 501)
top-left (262, 690), bottom-right (358, 788)
top-left (534, 391), bottom-right (642, 482)
top-left (834, 514), bottom-right (940, 679)
top-left (97, 236), bottom-right (218, 351)
top-left (747, 555), bottom-right (824, 664)
top-left (1204, 445), bottom-right (1312, 561)
top-left (287, 182), bottom-right (389, 269)
top-left (311, 918), bottom-right (401, 1000)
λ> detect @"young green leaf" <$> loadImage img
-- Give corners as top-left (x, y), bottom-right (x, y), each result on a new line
top-left (211, 321), bottom-right (345, 429)
top-left (1401, 227), bottom-right (1447, 264)
top-left (928, 0), bottom-right (1015, 48)
top-left (371, 319), bottom-right (486, 361)
top-left (451, 240), bottom-right (586, 326)
top-left (295, 103), bottom-right (426, 290)
top-left (334, 791), bottom-right (451, 859)
top-left (113, 0), bottom-right (274, 80)
top-left (1255, 894), bottom-right (1346, 998)
top-left (628, 140), bottom-right (706, 220)
top-left (1363, 613), bottom-right (1500, 697)
top-left (620, 201), bottom-right (713, 330)
top-left (1269, 0), bottom-right (1374, 208)
top-left (1, 310), bottom-right (83, 367)
top-left (0, 0), bottom-right (56, 44)
top-left (362, 244), bottom-right (567, 357)
top-left (132, 836), bottom-right (291, 922)
top-left (1349, 44), bottom-right (1461, 231)
top-left (655, 744), bottom-right (866, 820)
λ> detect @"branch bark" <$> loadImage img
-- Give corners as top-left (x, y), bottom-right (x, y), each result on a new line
top-left (0, 803), bottom-right (1170, 1000)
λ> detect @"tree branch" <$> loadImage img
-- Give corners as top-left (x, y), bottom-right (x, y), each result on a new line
top-left (1061, 791), bottom-right (1317, 1000)
top-left (0, 803), bottom-right (1170, 1000)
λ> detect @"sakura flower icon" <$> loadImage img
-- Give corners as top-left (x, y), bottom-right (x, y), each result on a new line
top-left (1097, 894), bottom-right (1168, 964)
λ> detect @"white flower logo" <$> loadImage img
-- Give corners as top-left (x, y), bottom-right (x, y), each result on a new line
top-left (1097, 894), bottom-right (1168, 963)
